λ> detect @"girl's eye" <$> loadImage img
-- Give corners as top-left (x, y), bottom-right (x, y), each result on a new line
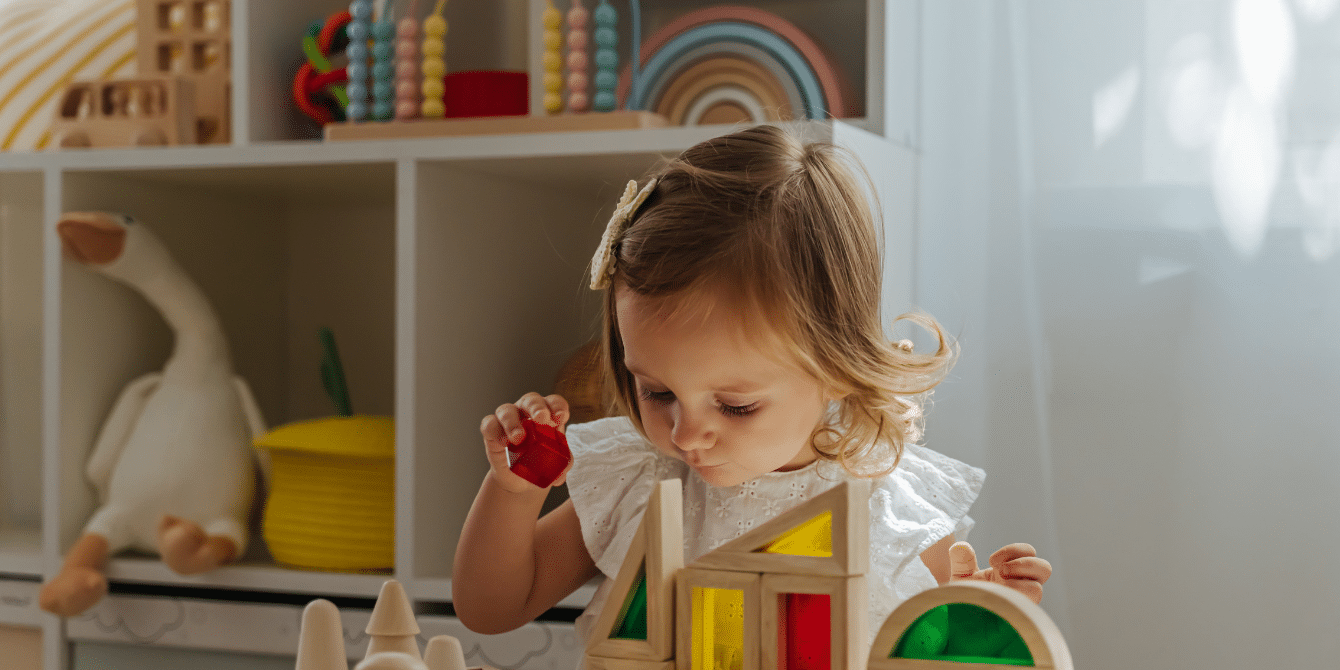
top-left (638, 388), bottom-right (759, 417)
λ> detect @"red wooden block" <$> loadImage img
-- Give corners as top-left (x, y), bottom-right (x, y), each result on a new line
top-left (508, 418), bottom-right (571, 488)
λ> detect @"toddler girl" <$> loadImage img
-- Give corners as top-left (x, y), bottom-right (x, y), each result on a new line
top-left (452, 125), bottom-right (1051, 651)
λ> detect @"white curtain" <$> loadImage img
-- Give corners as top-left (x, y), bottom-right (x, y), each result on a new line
top-left (916, 1), bottom-right (1340, 668)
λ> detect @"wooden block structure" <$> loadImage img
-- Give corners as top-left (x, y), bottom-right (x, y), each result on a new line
top-left (135, 0), bottom-right (231, 144)
top-left (585, 479), bottom-right (874, 670)
top-left (51, 1), bottom-right (230, 149)
top-left (295, 579), bottom-right (498, 670)
top-left (586, 478), bottom-right (1073, 670)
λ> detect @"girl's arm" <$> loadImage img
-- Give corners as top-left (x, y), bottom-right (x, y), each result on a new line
top-left (453, 481), bottom-right (598, 634)
top-left (452, 392), bottom-right (600, 634)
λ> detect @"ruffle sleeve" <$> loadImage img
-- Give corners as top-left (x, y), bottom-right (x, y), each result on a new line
top-left (866, 443), bottom-right (986, 636)
top-left (563, 416), bottom-right (682, 579)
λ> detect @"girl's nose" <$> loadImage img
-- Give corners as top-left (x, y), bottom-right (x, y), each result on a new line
top-left (671, 408), bottom-right (714, 453)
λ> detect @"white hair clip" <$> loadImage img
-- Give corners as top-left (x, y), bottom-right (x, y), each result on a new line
top-left (589, 178), bottom-right (657, 290)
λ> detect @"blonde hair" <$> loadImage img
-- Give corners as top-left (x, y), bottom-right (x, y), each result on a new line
top-left (596, 124), bottom-right (956, 477)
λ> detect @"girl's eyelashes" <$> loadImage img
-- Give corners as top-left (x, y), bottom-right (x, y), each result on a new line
top-left (637, 387), bottom-right (760, 417)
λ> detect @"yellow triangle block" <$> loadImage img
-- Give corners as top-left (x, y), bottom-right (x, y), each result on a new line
top-left (756, 511), bottom-right (832, 557)
top-left (689, 480), bottom-right (869, 577)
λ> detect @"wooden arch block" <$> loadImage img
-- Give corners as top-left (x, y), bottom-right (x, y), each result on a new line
top-left (867, 581), bottom-right (1073, 670)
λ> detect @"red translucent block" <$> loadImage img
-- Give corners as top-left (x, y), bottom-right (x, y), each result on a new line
top-left (508, 418), bottom-right (571, 488)
top-left (781, 593), bottom-right (831, 670)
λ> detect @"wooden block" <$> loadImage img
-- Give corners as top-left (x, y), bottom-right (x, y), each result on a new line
top-left (135, 0), bottom-right (231, 143)
top-left (760, 573), bottom-right (866, 670)
top-left (588, 479), bottom-right (683, 661)
top-left (584, 658), bottom-right (675, 670)
top-left (688, 480), bottom-right (870, 577)
top-left (867, 581), bottom-right (1072, 670)
top-left (675, 568), bottom-right (760, 670)
top-left (323, 111), bottom-right (669, 141)
top-left (50, 77), bottom-right (197, 149)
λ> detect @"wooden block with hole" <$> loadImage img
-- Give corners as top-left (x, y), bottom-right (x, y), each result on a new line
top-left (51, 77), bottom-right (197, 149)
top-left (135, 0), bottom-right (232, 144)
top-left (586, 479), bottom-right (683, 664)
top-left (688, 479), bottom-right (870, 577)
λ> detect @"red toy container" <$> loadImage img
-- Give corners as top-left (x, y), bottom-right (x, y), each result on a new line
top-left (507, 418), bottom-right (571, 488)
top-left (443, 70), bottom-right (528, 118)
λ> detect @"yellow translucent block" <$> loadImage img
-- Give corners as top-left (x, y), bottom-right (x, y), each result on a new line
top-left (756, 511), bottom-right (832, 557)
top-left (692, 587), bottom-right (745, 670)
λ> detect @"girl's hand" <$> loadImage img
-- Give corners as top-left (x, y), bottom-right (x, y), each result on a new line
top-left (949, 542), bottom-right (1051, 604)
top-left (480, 392), bottom-right (572, 494)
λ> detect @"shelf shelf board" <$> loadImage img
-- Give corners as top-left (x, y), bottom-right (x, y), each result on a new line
top-left (104, 556), bottom-right (392, 599)
top-left (0, 527), bottom-right (43, 577)
top-left (0, 120), bottom-right (864, 173)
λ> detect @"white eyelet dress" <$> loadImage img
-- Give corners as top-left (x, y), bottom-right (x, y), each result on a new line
top-left (562, 416), bottom-right (985, 656)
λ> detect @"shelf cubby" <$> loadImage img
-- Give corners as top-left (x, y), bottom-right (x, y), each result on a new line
top-left (55, 162), bottom-right (397, 583)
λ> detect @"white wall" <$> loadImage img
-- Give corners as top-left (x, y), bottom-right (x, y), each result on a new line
top-left (917, 1), bottom-right (1340, 668)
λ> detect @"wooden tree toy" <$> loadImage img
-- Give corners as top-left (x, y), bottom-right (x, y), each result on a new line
top-left (295, 579), bottom-right (496, 670)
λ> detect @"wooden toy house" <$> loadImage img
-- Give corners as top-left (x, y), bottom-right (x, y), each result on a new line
top-left (51, 0), bottom-right (231, 149)
top-left (585, 479), bottom-right (1072, 670)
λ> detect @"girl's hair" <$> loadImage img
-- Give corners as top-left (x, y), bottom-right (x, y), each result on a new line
top-left (596, 124), bottom-right (956, 477)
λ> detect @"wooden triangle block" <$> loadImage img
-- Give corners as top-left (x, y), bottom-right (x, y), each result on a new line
top-left (587, 479), bottom-right (684, 662)
top-left (688, 479), bottom-right (870, 577)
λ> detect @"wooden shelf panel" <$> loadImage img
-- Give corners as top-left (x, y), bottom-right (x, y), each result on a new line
top-left (105, 556), bottom-right (390, 598)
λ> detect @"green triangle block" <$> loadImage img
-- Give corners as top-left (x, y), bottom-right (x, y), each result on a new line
top-left (612, 570), bottom-right (648, 640)
top-left (892, 603), bottom-right (1034, 666)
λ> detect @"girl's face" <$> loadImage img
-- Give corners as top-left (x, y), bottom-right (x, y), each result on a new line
top-left (616, 287), bottom-right (830, 487)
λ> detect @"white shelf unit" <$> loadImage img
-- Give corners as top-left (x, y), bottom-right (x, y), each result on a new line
top-left (0, 1), bottom-right (919, 668)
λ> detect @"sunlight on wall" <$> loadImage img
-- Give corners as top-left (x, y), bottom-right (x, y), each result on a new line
top-left (1093, 66), bottom-right (1141, 147)
top-left (1148, 0), bottom-right (1340, 261)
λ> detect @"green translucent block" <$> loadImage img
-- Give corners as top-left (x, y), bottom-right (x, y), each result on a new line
top-left (612, 572), bottom-right (648, 640)
top-left (892, 603), bottom-right (1033, 665)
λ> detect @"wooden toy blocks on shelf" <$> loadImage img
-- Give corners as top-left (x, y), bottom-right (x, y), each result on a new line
top-left (135, 0), bottom-right (232, 144)
top-left (51, 77), bottom-right (198, 149)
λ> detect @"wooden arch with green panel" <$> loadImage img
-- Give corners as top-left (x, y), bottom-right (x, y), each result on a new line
top-left (867, 580), bottom-right (1073, 670)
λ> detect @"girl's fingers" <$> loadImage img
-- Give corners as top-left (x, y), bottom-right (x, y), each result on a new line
top-left (494, 403), bottom-right (527, 444)
top-left (1005, 578), bottom-right (1044, 604)
top-left (998, 556), bottom-right (1052, 583)
top-left (948, 541), bottom-right (980, 580)
top-left (988, 543), bottom-right (1038, 571)
top-left (545, 394), bottom-right (571, 431)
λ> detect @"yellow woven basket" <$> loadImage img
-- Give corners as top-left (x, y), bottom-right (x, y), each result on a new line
top-left (254, 415), bottom-right (394, 572)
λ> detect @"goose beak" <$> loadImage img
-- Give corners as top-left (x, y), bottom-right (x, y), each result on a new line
top-left (57, 212), bottom-right (129, 265)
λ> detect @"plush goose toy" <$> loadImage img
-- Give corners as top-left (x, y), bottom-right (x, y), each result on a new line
top-left (39, 212), bottom-right (266, 617)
